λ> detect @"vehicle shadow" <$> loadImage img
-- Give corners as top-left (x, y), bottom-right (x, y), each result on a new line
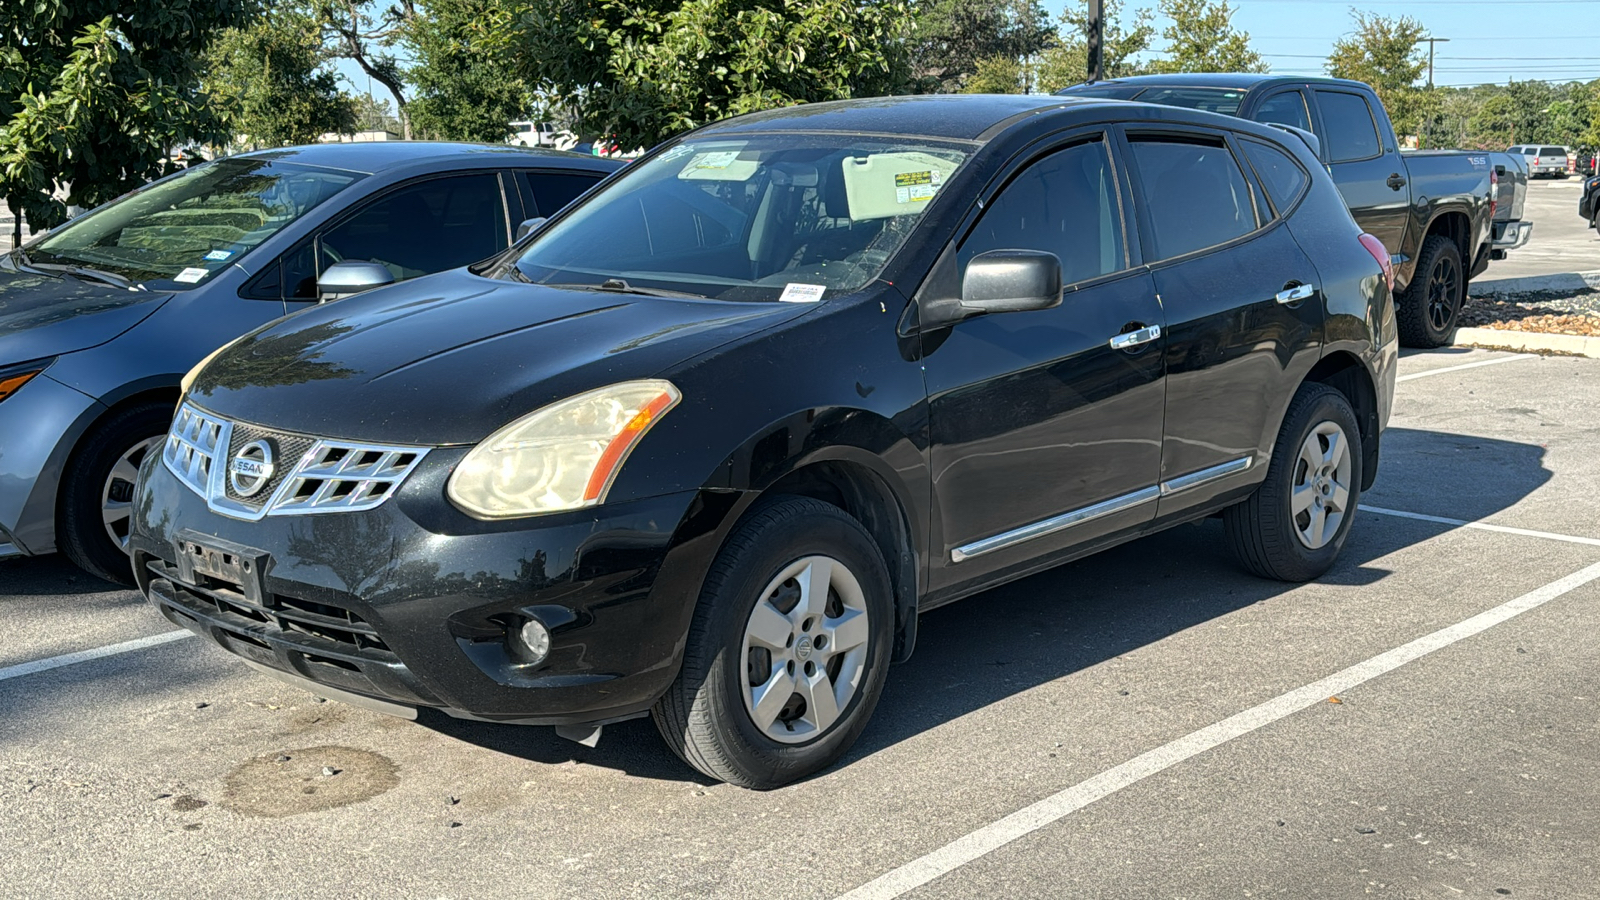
top-left (416, 425), bottom-right (1551, 783)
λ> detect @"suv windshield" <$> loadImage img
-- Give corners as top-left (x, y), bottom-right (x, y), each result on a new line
top-left (509, 134), bottom-right (970, 301)
top-left (27, 158), bottom-right (363, 287)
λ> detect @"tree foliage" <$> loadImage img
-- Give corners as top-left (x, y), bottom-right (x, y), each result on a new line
top-left (0, 1), bottom-right (252, 239)
top-left (403, 0), bottom-right (531, 141)
top-left (910, 0), bottom-right (1053, 93)
top-left (508, 0), bottom-right (917, 150)
top-left (206, 5), bottom-right (357, 148)
top-left (1034, 0), bottom-right (1155, 92)
top-left (311, 0), bottom-right (414, 137)
top-left (962, 56), bottom-right (1027, 95)
top-left (1151, 0), bottom-right (1265, 74)
top-left (1326, 11), bottom-right (1427, 137)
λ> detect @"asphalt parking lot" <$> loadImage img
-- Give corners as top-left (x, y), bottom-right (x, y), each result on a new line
top-left (3, 347), bottom-right (1599, 899)
top-left (1479, 174), bottom-right (1596, 283)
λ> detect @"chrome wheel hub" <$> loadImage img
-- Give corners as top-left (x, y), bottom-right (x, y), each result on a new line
top-left (740, 555), bottom-right (870, 744)
top-left (1290, 421), bottom-right (1352, 550)
top-left (102, 436), bottom-right (161, 554)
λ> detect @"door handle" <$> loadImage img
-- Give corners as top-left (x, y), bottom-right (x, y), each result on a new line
top-left (1109, 323), bottom-right (1162, 350)
top-left (1275, 283), bottom-right (1316, 305)
top-left (1386, 173), bottom-right (1407, 191)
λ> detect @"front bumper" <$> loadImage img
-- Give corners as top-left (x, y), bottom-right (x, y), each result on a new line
top-left (131, 450), bottom-right (735, 726)
top-left (0, 371), bottom-right (103, 557)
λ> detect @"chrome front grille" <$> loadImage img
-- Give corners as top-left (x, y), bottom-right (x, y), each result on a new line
top-left (162, 402), bottom-right (428, 520)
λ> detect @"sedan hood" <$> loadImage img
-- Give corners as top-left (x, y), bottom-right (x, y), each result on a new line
top-left (0, 265), bottom-right (171, 363)
top-left (188, 269), bottom-right (812, 445)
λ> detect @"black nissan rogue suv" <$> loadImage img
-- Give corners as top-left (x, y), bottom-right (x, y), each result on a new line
top-left (132, 95), bottom-right (1398, 789)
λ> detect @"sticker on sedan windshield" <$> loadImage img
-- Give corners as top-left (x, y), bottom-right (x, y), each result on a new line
top-left (691, 151), bottom-right (741, 170)
top-left (174, 267), bottom-right (209, 283)
top-left (779, 283), bottom-right (827, 303)
top-left (204, 249), bottom-right (233, 261)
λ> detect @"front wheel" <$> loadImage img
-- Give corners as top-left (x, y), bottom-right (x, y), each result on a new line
top-left (652, 497), bottom-right (894, 789)
top-left (1224, 383), bottom-right (1364, 583)
top-left (1396, 234), bottom-right (1464, 348)
top-left (58, 402), bottom-right (172, 585)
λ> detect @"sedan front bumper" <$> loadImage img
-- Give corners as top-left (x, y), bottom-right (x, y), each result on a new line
top-left (130, 450), bottom-right (736, 726)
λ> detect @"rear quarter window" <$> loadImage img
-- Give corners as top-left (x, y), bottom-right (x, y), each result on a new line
top-left (1240, 138), bottom-right (1310, 214)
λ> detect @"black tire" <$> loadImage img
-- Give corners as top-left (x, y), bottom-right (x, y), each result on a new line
top-left (651, 496), bottom-right (894, 789)
top-left (1396, 234), bottom-right (1464, 348)
top-left (1224, 383), bottom-right (1364, 583)
top-left (58, 402), bottom-right (172, 586)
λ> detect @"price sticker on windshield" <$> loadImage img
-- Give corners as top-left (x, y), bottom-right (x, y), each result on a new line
top-left (174, 267), bottom-right (209, 283)
top-left (779, 283), bottom-right (827, 303)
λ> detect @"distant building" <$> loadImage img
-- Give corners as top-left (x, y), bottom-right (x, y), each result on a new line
top-left (320, 130), bottom-right (402, 143)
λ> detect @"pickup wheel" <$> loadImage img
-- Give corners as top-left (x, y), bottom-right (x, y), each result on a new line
top-left (1396, 234), bottom-right (1464, 348)
top-left (58, 401), bottom-right (172, 586)
top-left (1224, 383), bottom-right (1363, 583)
top-left (651, 496), bottom-right (893, 789)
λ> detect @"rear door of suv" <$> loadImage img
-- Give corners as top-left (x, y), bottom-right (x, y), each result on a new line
top-left (1116, 125), bottom-right (1324, 518)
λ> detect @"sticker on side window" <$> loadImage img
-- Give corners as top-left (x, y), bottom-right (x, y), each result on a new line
top-left (779, 283), bottom-right (827, 303)
top-left (174, 267), bottom-right (209, 283)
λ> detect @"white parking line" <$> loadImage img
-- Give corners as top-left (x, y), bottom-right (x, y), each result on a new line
top-left (1362, 505), bottom-right (1600, 548)
top-left (1396, 354), bottom-right (1532, 382)
top-left (835, 559), bottom-right (1600, 900)
top-left (0, 631), bottom-right (193, 683)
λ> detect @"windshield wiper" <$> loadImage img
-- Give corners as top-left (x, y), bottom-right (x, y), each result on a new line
top-left (29, 261), bottom-right (143, 291)
top-left (550, 278), bottom-right (707, 300)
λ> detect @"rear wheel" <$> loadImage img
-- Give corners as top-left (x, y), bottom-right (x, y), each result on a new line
top-left (651, 497), bottom-right (893, 789)
top-left (1224, 383), bottom-right (1363, 583)
top-left (1396, 234), bottom-right (1464, 348)
top-left (58, 402), bottom-right (171, 586)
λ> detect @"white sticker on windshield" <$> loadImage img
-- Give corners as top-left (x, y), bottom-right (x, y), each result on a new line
top-left (204, 249), bottom-right (233, 261)
top-left (779, 283), bottom-right (826, 303)
top-left (174, 267), bottom-right (208, 283)
top-left (691, 150), bottom-right (741, 170)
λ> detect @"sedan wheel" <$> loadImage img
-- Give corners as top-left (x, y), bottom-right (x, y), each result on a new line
top-left (101, 436), bottom-right (161, 554)
top-left (1290, 422), bottom-right (1353, 550)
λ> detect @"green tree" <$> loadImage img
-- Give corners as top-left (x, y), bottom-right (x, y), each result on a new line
top-left (1151, 0), bottom-right (1265, 74)
top-left (403, 0), bottom-right (531, 141)
top-left (962, 56), bottom-right (1026, 94)
top-left (353, 93), bottom-right (402, 134)
top-left (1035, 0), bottom-right (1155, 92)
top-left (0, 2), bottom-right (252, 244)
top-left (205, 6), bottom-right (357, 148)
top-left (1325, 11), bottom-right (1427, 138)
top-left (311, 0), bottom-right (414, 137)
top-left (1468, 92), bottom-right (1517, 148)
top-left (509, 0), bottom-right (917, 150)
top-left (910, 0), bottom-right (1053, 92)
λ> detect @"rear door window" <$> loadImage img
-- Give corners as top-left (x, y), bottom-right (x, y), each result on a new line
top-left (1252, 91), bottom-right (1313, 133)
top-left (1125, 134), bottom-right (1258, 261)
top-left (959, 139), bottom-right (1127, 286)
top-left (523, 171), bottom-right (604, 217)
top-left (1314, 91), bottom-right (1381, 162)
top-left (1240, 138), bottom-right (1311, 214)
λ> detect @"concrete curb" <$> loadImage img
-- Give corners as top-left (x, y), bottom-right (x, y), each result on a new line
top-left (1453, 326), bottom-right (1600, 358)
top-left (1470, 270), bottom-right (1600, 296)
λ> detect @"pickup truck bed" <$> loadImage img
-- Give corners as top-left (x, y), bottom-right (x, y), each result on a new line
top-left (1058, 73), bottom-right (1529, 348)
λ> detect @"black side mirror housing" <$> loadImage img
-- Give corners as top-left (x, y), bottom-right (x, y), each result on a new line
top-left (317, 260), bottom-right (395, 302)
top-left (959, 250), bottom-right (1064, 316)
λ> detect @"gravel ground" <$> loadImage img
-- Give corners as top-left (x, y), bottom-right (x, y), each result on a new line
top-left (1462, 290), bottom-right (1600, 337)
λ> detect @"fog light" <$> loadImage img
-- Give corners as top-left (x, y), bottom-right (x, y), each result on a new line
top-left (518, 618), bottom-right (551, 664)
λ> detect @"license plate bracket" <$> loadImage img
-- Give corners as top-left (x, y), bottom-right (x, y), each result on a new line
top-left (173, 530), bottom-right (270, 604)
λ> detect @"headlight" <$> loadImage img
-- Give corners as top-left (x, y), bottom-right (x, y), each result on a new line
top-left (180, 334), bottom-right (249, 396)
top-left (446, 379), bottom-right (681, 519)
top-left (0, 359), bottom-right (52, 404)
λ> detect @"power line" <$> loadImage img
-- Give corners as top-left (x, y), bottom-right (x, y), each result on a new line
top-left (1262, 53), bottom-right (1600, 60)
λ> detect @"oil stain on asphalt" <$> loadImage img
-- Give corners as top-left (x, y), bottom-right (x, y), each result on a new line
top-left (223, 746), bottom-right (398, 817)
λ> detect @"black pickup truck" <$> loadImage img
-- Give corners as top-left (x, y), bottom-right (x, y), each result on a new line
top-left (1060, 74), bottom-right (1529, 347)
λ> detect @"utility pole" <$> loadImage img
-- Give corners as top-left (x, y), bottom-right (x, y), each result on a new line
top-left (1416, 35), bottom-right (1449, 90)
top-left (1088, 0), bottom-right (1104, 83)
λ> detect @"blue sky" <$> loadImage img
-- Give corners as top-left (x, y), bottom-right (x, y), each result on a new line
top-left (337, 0), bottom-right (1600, 107)
top-left (1041, 0), bottom-right (1600, 88)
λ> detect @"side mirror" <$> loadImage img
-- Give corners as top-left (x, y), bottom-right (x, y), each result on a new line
top-left (515, 217), bottom-right (547, 241)
top-left (317, 260), bottom-right (394, 302)
top-left (960, 250), bottom-right (1063, 316)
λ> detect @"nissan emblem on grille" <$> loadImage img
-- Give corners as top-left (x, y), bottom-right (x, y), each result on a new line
top-left (229, 440), bottom-right (276, 497)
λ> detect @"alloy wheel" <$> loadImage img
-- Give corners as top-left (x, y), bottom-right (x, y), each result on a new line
top-left (1426, 253), bottom-right (1461, 333)
top-left (740, 555), bottom-right (870, 744)
top-left (1290, 422), bottom-right (1352, 550)
top-left (102, 436), bottom-right (160, 554)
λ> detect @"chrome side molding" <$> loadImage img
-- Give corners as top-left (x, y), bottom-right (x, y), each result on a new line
top-left (1160, 456), bottom-right (1253, 496)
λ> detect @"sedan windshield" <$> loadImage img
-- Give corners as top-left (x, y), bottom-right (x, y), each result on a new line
top-left (510, 134), bottom-right (970, 301)
top-left (27, 158), bottom-right (362, 288)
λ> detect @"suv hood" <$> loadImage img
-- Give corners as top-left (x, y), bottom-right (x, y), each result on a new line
top-left (0, 266), bottom-right (171, 362)
top-left (188, 269), bottom-right (812, 445)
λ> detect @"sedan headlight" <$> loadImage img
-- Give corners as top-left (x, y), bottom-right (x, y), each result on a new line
top-left (447, 379), bottom-right (681, 519)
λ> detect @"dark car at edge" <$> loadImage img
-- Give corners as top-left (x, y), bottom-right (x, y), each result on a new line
top-left (131, 95), bottom-right (1397, 789)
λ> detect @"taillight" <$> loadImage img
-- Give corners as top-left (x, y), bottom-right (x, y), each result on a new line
top-left (1358, 233), bottom-right (1394, 292)
top-left (1489, 168), bottom-right (1498, 219)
